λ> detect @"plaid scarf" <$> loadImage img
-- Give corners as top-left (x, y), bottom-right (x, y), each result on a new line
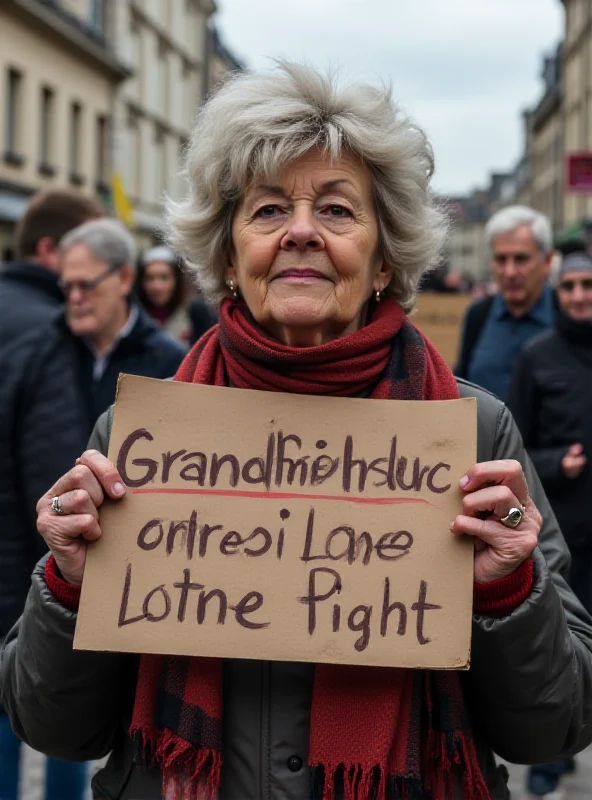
top-left (131, 297), bottom-right (490, 800)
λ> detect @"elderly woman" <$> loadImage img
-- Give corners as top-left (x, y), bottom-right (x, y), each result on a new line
top-left (2, 64), bottom-right (592, 800)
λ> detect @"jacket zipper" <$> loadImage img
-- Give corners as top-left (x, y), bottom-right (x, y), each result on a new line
top-left (260, 661), bottom-right (272, 800)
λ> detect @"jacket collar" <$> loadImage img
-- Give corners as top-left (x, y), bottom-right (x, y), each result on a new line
top-left (61, 300), bottom-right (162, 353)
top-left (492, 283), bottom-right (554, 324)
top-left (0, 259), bottom-right (63, 304)
top-left (554, 291), bottom-right (592, 347)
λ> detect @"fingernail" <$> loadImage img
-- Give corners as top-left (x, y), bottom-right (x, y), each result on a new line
top-left (449, 521), bottom-right (455, 531)
top-left (459, 475), bottom-right (470, 488)
top-left (113, 482), bottom-right (125, 496)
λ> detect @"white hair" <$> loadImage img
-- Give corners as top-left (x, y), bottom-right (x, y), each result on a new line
top-left (167, 62), bottom-right (448, 311)
top-left (485, 206), bottom-right (552, 255)
top-left (60, 218), bottom-right (136, 267)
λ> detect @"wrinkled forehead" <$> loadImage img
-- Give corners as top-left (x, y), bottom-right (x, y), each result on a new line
top-left (491, 224), bottom-right (540, 255)
top-left (560, 268), bottom-right (592, 283)
top-left (241, 148), bottom-right (372, 202)
top-left (61, 242), bottom-right (107, 276)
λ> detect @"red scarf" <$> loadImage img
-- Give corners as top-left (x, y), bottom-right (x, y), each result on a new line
top-left (131, 297), bottom-right (490, 800)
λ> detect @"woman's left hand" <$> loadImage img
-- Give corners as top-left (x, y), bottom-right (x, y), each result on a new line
top-left (449, 459), bottom-right (542, 584)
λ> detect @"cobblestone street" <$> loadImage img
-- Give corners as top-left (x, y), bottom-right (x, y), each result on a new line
top-left (18, 745), bottom-right (592, 799)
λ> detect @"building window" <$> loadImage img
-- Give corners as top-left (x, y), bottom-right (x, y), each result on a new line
top-left (89, 0), bottom-right (105, 35)
top-left (154, 126), bottom-right (166, 200)
top-left (4, 68), bottom-right (23, 164)
top-left (96, 115), bottom-right (110, 189)
top-left (69, 102), bottom-right (84, 184)
top-left (127, 110), bottom-right (140, 198)
top-left (39, 87), bottom-right (55, 175)
top-left (158, 38), bottom-right (168, 113)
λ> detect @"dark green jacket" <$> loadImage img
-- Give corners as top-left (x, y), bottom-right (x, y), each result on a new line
top-left (2, 380), bottom-right (592, 799)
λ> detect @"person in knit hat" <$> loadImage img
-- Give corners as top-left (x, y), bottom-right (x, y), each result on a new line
top-left (135, 245), bottom-right (191, 344)
top-left (509, 243), bottom-right (592, 799)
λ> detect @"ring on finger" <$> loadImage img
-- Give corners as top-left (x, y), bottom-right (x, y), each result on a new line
top-left (51, 495), bottom-right (65, 515)
top-left (499, 504), bottom-right (525, 529)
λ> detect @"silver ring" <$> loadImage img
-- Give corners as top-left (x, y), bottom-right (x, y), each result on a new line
top-left (51, 496), bottom-right (65, 515)
top-left (500, 505), bottom-right (525, 529)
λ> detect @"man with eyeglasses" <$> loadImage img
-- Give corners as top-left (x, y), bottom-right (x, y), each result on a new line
top-left (0, 189), bottom-right (103, 800)
top-left (508, 243), bottom-right (592, 800)
top-left (455, 205), bottom-right (555, 402)
top-left (57, 218), bottom-right (186, 432)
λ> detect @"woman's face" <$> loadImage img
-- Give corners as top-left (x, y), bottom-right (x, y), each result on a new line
top-left (143, 261), bottom-right (177, 307)
top-left (228, 150), bottom-right (392, 347)
top-left (557, 269), bottom-right (592, 322)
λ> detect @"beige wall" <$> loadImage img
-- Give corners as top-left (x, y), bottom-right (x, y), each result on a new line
top-left (0, 6), bottom-right (114, 195)
top-left (447, 221), bottom-right (488, 280)
top-left (563, 0), bottom-right (592, 226)
top-left (531, 106), bottom-right (564, 234)
top-left (112, 0), bottom-right (214, 237)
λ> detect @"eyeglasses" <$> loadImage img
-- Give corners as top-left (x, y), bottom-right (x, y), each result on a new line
top-left (58, 263), bottom-right (122, 297)
top-left (558, 277), bottom-right (592, 293)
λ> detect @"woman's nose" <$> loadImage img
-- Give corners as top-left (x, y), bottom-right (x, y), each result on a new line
top-left (280, 209), bottom-right (325, 252)
top-left (572, 284), bottom-right (586, 302)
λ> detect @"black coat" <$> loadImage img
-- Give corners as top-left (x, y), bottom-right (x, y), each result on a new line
top-left (0, 261), bottom-right (88, 638)
top-left (65, 305), bottom-right (187, 437)
top-left (508, 303), bottom-right (592, 549)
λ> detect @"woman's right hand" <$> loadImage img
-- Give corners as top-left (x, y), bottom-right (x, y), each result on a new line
top-left (36, 450), bottom-right (127, 586)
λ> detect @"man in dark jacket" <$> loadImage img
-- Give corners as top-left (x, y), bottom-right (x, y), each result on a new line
top-left (508, 248), bottom-right (592, 799)
top-left (455, 205), bottom-right (554, 402)
top-left (58, 218), bottom-right (186, 435)
top-left (0, 189), bottom-right (104, 800)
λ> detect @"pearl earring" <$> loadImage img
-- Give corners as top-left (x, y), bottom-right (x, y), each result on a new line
top-left (227, 279), bottom-right (237, 298)
top-left (375, 290), bottom-right (381, 303)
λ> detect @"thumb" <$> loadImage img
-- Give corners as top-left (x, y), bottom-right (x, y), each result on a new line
top-left (570, 443), bottom-right (584, 455)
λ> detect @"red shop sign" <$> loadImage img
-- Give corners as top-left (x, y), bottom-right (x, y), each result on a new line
top-left (567, 153), bottom-right (592, 193)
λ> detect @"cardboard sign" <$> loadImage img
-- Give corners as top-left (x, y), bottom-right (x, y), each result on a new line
top-left (412, 293), bottom-right (473, 367)
top-left (75, 375), bottom-right (477, 670)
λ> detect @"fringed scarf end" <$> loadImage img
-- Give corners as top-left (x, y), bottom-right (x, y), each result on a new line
top-left (132, 727), bottom-right (221, 800)
top-left (131, 724), bottom-right (159, 769)
top-left (312, 761), bottom-right (433, 800)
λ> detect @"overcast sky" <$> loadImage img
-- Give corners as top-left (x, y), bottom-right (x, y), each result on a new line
top-left (215, 0), bottom-right (563, 197)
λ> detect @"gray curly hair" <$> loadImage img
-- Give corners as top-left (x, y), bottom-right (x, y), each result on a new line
top-left (167, 62), bottom-right (448, 311)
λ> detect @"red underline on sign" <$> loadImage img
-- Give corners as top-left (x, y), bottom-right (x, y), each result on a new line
top-left (132, 487), bottom-right (433, 506)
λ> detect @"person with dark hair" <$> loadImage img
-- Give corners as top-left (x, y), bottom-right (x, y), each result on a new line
top-left (0, 188), bottom-right (103, 800)
top-left (135, 246), bottom-right (190, 343)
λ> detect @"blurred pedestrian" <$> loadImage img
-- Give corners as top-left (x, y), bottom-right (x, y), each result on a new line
top-left (135, 245), bottom-right (191, 343)
top-left (508, 248), bottom-right (592, 799)
top-left (0, 189), bottom-right (103, 800)
top-left (187, 291), bottom-right (218, 344)
top-left (58, 219), bottom-right (186, 435)
top-left (455, 206), bottom-right (554, 401)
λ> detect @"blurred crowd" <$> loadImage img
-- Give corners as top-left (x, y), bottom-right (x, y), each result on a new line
top-left (0, 189), bottom-right (217, 800)
top-left (0, 188), bottom-right (591, 800)
top-left (454, 204), bottom-right (592, 800)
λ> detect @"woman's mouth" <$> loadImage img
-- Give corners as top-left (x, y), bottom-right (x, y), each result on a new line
top-left (274, 269), bottom-right (330, 283)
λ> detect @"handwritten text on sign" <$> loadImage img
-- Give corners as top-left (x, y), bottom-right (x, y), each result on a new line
top-left (74, 375), bottom-right (476, 669)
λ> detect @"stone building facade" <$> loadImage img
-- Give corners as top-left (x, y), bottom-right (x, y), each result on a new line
top-left (110, 0), bottom-right (217, 245)
top-left (0, 0), bottom-right (127, 258)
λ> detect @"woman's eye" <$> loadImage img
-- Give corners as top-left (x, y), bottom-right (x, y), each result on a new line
top-left (323, 205), bottom-right (352, 217)
top-left (256, 205), bottom-right (281, 218)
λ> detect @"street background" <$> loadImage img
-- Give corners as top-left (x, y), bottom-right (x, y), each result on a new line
top-left (3, 1), bottom-right (592, 799)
